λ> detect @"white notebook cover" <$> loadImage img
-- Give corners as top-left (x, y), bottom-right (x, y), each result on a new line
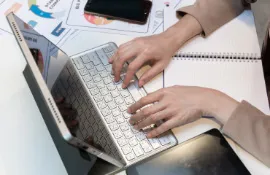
top-left (164, 0), bottom-right (261, 58)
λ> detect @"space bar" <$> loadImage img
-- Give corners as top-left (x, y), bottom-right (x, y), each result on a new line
top-left (127, 82), bottom-right (143, 101)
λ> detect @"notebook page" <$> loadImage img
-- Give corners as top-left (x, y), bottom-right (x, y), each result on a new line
top-left (164, 0), bottom-right (261, 57)
top-left (165, 59), bottom-right (269, 114)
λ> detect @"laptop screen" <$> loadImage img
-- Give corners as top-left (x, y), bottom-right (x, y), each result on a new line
top-left (12, 15), bottom-right (113, 157)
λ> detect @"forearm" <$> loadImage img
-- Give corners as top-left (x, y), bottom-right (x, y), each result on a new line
top-left (160, 14), bottom-right (202, 53)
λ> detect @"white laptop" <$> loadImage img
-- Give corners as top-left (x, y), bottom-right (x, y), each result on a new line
top-left (7, 13), bottom-right (177, 168)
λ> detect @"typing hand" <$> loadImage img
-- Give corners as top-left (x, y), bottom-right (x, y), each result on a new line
top-left (128, 86), bottom-right (239, 138)
top-left (55, 97), bottom-right (78, 132)
top-left (109, 34), bottom-right (178, 89)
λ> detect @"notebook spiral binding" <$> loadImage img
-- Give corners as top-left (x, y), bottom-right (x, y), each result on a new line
top-left (173, 52), bottom-right (261, 62)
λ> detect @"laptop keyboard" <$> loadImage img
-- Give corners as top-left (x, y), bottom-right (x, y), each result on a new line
top-left (52, 43), bottom-right (176, 163)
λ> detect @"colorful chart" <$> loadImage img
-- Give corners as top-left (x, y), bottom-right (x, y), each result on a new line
top-left (84, 13), bottom-right (113, 25)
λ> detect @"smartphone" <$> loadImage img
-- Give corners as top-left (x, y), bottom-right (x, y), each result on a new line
top-left (84, 0), bottom-right (152, 24)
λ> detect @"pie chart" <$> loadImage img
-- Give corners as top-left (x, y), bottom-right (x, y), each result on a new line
top-left (84, 13), bottom-right (113, 25)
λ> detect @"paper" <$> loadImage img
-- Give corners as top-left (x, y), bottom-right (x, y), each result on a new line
top-left (0, 0), bottom-right (76, 46)
top-left (64, 0), bottom-right (179, 36)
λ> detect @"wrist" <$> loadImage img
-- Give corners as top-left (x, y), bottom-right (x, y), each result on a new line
top-left (202, 89), bottom-right (239, 124)
top-left (161, 14), bottom-right (203, 52)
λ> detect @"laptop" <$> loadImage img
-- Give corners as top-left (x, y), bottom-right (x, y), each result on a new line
top-left (7, 13), bottom-right (177, 167)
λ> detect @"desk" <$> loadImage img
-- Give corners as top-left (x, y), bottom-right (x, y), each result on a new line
top-left (1, 29), bottom-right (270, 175)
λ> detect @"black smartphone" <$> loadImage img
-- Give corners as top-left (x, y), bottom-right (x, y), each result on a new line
top-left (84, 0), bottom-right (152, 24)
top-left (127, 129), bottom-right (251, 175)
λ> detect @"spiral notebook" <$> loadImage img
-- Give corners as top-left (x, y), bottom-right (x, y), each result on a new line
top-left (163, 0), bottom-right (269, 114)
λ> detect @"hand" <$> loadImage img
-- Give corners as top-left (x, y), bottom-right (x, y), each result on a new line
top-left (109, 34), bottom-right (178, 88)
top-left (109, 14), bottom-right (203, 88)
top-left (128, 86), bottom-right (239, 138)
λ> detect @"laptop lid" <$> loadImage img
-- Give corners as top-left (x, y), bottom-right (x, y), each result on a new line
top-left (6, 13), bottom-right (123, 167)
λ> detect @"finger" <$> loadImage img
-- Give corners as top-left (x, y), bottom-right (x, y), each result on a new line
top-left (128, 90), bottom-right (163, 114)
top-left (112, 47), bottom-right (139, 82)
top-left (129, 102), bottom-right (166, 125)
top-left (139, 63), bottom-right (164, 87)
top-left (55, 97), bottom-right (65, 104)
top-left (147, 116), bottom-right (180, 138)
top-left (134, 108), bottom-right (172, 130)
top-left (109, 43), bottom-right (132, 63)
top-left (122, 54), bottom-right (148, 88)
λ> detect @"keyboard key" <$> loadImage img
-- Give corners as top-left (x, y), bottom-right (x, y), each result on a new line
top-left (119, 104), bottom-right (127, 112)
top-left (120, 123), bottom-right (129, 131)
top-left (96, 49), bottom-right (109, 65)
top-left (96, 81), bottom-right (105, 89)
top-left (127, 83), bottom-right (143, 101)
top-left (96, 64), bottom-right (105, 72)
top-left (129, 137), bottom-right (138, 147)
top-left (123, 112), bottom-right (131, 119)
top-left (97, 101), bottom-right (107, 109)
top-left (88, 52), bottom-right (101, 65)
top-left (100, 88), bottom-right (109, 95)
top-left (109, 122), bottom-right (119, 131)
top-left (126, 152), bottom-right (135, 161)
top-left (107, 83), bottom-right (116, 91)
top-left (81, 55), bottom-right (91, 63)
top-left (103, 77), bottom-right (111, 85)
top-left (115, 96), bottom-right (124, 105)
top-left (117, 137), bottom-right (128, 147)
top-left (108, 101), bottom-right (117, 110)
top-left (113, 129), bottom-right (123, 139)
top-left (143, 145), bottom-right (152, 153)
top-left (125, 96), bottom-right (134, 105)
top-left (101, 107), bottom-right (111, 116)
top-left (124, 130), bottom-right (134, 139)
top-left (122, 145), bottom-right (132, 155)
top-left (111, 89), bottom-right (120, 98)
top-left (86, 81), bottom-right (95, 89)
top-left (158, 135), bottom-right (171, 146)
top-left (105, 65), bottom-right (112, 72)
top-left (104, 94), bottom-right (113, 103)
top-left (104, 115), bottom-right (114, 124)
top-left (93, 75), bottom-right (102, 82)
top-left (93, 95), bottom-right (103, 102)
top-left (115, 115), bottom-right (125, 124)
top-left (148, 138), bottom-right (161, 149)
top-left (82, 74), bottom-right (92, 82)
top-left (90, 87), bottom-right (99, 95)
top-left (73, 57), bottom-right (84, 70)
top-left (85, 62), bottom-right (94, 70)
top-left (103, 45), bottom-right (115, 52)
top-left (100, 71), bottom-right (108, 78)
top-left (133, 145), bottom-right (144, 157)
top-left (89, 69), bottom-right (98, 76)
top-left (112, 108), bottom-right (121, 117)
top-left (105, 51), bottom-right (114, 59)
top-left (120, 90), bottom-right (130, 98)
top-left (136, 133), bottom-right (146, 141)
top-left (140, 140), bottom-right (152, 153)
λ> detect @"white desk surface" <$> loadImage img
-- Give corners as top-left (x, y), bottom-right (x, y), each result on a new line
top-left (1, 30), bottom-right (270, 175)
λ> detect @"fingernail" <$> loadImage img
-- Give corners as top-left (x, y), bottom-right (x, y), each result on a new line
top-left (127, 108), bottom-right (131, 113)
top-left (122, 83), bottom-right (126, 89)
top-left (147, 133), bottom-right (152, 138)
top-left (139, 80), bottom-right (144, 87)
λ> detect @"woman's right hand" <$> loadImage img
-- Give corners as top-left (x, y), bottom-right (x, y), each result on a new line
top-left (109, 33), bottom-right (180, 88)
top-left (110, 14), bottom-right (203, 88)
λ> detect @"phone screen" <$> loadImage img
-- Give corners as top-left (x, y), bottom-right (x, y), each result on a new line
top-left (84, 0), bottom-right (152, 24)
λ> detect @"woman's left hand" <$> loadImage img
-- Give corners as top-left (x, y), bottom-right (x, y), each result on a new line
top-left (128, 85), bottom-right (238, 138)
